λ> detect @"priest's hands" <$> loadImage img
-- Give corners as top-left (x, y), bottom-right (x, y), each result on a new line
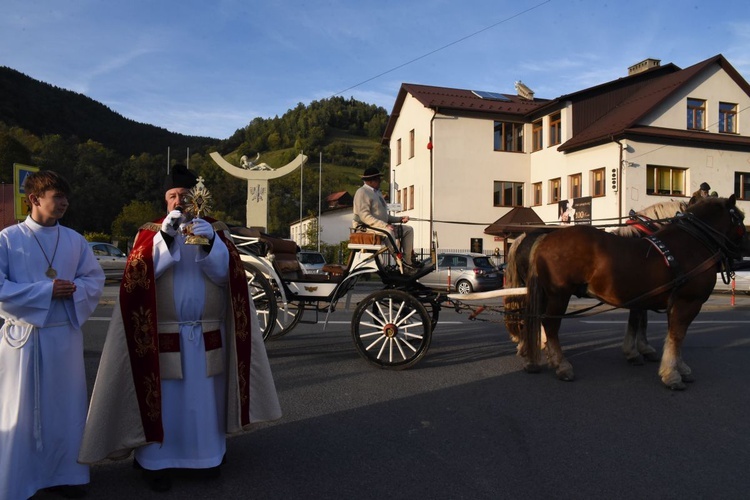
top-left (161, 209), bottom-right (184, 237)
top-left (191, 218), bottom-right (214, 240)
top-left (52, 279), bottom-right (76, 299)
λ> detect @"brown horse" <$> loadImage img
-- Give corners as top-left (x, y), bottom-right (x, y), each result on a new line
top-left (521, 196), bottom-right (745, 390)
top-left (504, 200), bottom-right (687, 364)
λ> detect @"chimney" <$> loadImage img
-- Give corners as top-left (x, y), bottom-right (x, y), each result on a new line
top-left (514, 80), bottom-right (534, 100)
top-left (628, 58), bottom-right (661, 76)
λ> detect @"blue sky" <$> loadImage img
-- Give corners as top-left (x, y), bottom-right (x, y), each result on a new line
top-left (2, 0), bottom-right (749, 139)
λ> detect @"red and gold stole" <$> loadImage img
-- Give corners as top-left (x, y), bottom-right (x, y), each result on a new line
top-left (119, 219), bottom-right (253, 443)
top-left (214, 225), bottom-right (253, 426)
top-left (119, 222), bottom-right (162, 442)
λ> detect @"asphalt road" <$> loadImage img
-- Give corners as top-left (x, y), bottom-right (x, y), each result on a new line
top-left (34, 284), bottom-right (750, 499)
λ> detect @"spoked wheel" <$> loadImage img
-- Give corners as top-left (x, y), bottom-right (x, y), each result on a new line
top-left (268, 300), bottom-right (305, 339)
top-left (243, 262), bottom-right (277, 341)
top-left (351, 289), bottom-right (432, 370)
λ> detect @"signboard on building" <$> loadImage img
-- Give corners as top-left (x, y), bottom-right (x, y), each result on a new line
top-left (14, 163), bottom-right (38, 220)
top-left (470, 238), bottom-right (483, 253)
top-left (558, 196), bottom-right (592, 225)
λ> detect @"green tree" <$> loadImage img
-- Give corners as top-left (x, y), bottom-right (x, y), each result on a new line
top-left (301, 212), bottom-right (319, 249)
top-left (111, 200), bottom-right (161, 241)
top-left (0, 131), bottom-right (32, 183)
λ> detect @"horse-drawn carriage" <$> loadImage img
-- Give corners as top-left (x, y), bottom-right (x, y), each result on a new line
top-left (228, 196), bottom-right (746, 388)
top-left (229, 226), bottom-right (446, 369)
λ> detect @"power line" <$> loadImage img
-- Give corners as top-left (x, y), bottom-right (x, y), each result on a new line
top-left (332, 0), bottom-right (553, 97)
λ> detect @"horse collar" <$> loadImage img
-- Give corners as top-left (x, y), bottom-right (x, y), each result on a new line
top-left (645, 235), bottom-right (678, 270)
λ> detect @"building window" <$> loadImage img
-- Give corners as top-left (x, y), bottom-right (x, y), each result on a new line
top-left (493, 121), bottom-right (524, 152)
top-left (549, 178), bottom-right (561, 203)
top-left (396, 139), bottom-right (401, 165)
top-left (532, 120), bottom-right (543, 152)
top-left (409, 129), bottom-right (415, 158)
top-left (568, 173), bottom-right (582, 198)
top-left (734, 172), bottom-right (750, 200)
top-left (401, 188), bottom-right (407, 209)
top-left (409, 185), bottom-right (414, 210)
top-left (719, 102), bottom-right (737, 134)
top-left (396, 189), bottom-right (401, 207)
top-left (687, 98), bottom-right (706, 130)
top-left (532, 182), bottom-right (542, 206)
top-left (646, 165), bottom-right (685, 196)
top-left (591, 168), bottom-right (606, 197)
top-left (549, 112), bottom-right (562, 146)
top-left (493, 181), bottom-right (524, 207)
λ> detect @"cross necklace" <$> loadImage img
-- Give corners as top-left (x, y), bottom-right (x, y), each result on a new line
top-left (25, 221), bottom-right (60, 279)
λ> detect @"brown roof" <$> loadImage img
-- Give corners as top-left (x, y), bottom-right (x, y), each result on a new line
top-left (326, 191), bottom-right (350, 203)
top-left (484, 207), bottom-right (546, 235)
top-left (383, 54), bottom-right (750, 153)
top-left (383, 83), bottom-right (548, 143)
top-left (558, 55), bottom-right (750, 152)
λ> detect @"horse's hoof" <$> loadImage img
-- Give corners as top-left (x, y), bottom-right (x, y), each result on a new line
top-left (681, 373), bottom-right (695, 383)
top-left (556, 369), bottom-right (575, 381)
top-left (666, 381), bottom-right (687, 391)
top-left (523, 363), bottom-right (541, 374)
top-left (627, 355), bottom-right (645, 366)
top-left (643, 352), bottom-right (660, 363)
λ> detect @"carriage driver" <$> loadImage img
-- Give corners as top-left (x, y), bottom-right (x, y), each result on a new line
top-left (352, 167), bottom-right (415, 270)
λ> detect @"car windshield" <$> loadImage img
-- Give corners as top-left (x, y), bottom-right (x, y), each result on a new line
top-left (300, 253), bottom-right (325, 264)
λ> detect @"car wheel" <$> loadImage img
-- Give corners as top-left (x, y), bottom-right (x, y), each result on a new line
top-left (456, 280), bottom-right (473, 295)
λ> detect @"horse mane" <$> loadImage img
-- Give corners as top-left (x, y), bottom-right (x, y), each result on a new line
top-left (636, 199), bottom-right (687, 220)
top-left (611, 199), bottom-right (687, 237)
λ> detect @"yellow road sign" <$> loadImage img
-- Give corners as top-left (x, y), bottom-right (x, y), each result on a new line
top-left (13, 163), bottom-right (39, 220)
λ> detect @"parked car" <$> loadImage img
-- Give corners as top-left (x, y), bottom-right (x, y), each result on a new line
top-left (297, 251), bottom-right (327, 275)
top-left (418, 252), bottom-right (503, 294)
top-left (89, 242), bottom-right (127, 280)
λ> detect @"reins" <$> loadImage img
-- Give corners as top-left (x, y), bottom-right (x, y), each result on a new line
top-left (456, 204), bottom-right (744, 324)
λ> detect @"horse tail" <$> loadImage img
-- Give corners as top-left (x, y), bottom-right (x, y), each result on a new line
top-left (522, 236), bottom-right (547, 367)
top-left (504, 234), bottom-right (527, 343)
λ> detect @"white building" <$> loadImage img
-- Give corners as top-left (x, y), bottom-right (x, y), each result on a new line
top-left (382, 54), bottom-right (750, 257)
top-left (290, 191), bottom-right (354, 248)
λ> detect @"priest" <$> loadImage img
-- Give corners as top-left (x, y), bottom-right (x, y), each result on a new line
top-left (79, 165), bottom-right (281, 492)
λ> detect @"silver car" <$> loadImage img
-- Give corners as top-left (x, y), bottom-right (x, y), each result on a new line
top-left (297, 251), bottom-right (327, 275)
top-left (89, 242), bottom-right (127, 280)
top-left (418, 252), bottom-right (503, 294)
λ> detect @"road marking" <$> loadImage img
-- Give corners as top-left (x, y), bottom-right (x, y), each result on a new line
top-left (582, 320), bottom-right (750, 324)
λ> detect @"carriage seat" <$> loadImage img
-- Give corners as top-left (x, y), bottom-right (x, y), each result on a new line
top-left (229, 226), bottom-right (301, 277)
top-left (322, 264), bottom-right (345, 276)
top-left (348, 232), bottom-right (384, 251)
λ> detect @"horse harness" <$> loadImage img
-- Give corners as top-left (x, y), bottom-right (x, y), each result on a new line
top-left (622, 208), bottom-right (745, 308)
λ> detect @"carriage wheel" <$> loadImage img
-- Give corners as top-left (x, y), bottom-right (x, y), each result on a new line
top-left (268, 300), bottom-right (305, 339)
top-left (351, 289), bottom-right (432, 370)
top-left (243, 262), bottom-right (277, 341)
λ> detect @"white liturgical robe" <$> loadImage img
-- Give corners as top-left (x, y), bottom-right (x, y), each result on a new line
top-left (0, 217), bottom-right (104, 500)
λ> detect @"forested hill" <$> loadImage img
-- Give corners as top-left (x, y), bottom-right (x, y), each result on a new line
top-left (0, 66), bottom-right (218, 156)
top-left (0, 66), bottom-right (391, 239)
